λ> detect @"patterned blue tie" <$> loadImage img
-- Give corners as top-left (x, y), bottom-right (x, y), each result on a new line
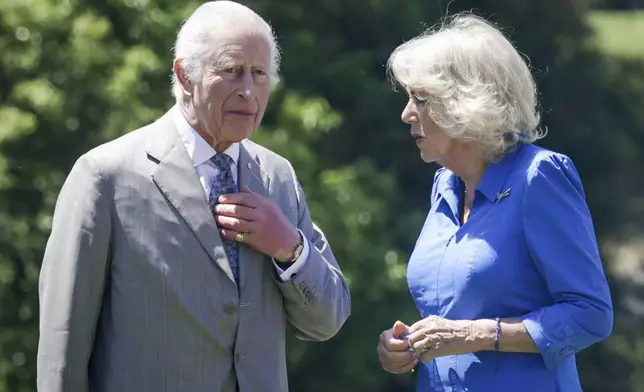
top-left (208, 153), bottom-right (240, 285)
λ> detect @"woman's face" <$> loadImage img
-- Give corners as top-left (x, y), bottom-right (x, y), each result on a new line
top-left (401, 92), bottom-right (455, 165)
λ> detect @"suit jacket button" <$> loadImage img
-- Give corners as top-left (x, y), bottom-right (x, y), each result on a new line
top-left (224, 303), bottom-right (237, 314)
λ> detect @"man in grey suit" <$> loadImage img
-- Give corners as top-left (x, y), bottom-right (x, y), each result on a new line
top-left (36, 2), bottom-right (351, 391)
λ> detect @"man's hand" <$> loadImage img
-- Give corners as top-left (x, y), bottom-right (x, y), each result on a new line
top-left (214, 186), bottom-right (301, 262)
top-left (377, 321), bottom-right (419, 374)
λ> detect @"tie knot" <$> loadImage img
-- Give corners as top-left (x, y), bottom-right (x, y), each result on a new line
top-left (210, 153), bottom-right (234, 170)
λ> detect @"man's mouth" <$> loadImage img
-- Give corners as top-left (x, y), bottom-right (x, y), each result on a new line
top-left (226, 110), bottom-right (255, 116)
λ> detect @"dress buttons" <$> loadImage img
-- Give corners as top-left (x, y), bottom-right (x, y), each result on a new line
top-left (223, 303), bottom-right (237, 314)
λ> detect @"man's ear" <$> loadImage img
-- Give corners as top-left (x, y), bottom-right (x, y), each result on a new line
top-left (173, 58), bottom-right (193, 96)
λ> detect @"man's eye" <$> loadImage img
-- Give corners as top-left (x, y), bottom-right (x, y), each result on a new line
top-left (223, 67), bottom-right (238, 74)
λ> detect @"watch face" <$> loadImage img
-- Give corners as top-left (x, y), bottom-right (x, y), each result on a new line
top-left (291, 243), bottom-right (304, 262)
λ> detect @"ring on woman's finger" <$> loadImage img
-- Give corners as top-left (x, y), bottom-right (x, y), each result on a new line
top-left (414, 343), bottom-right (430, 355)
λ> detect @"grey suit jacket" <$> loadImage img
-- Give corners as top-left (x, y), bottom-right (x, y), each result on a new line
top-left (37, 109), bottom-right (351, 392)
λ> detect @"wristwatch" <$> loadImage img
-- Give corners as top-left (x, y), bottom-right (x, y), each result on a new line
top-left (287, 231), bottom-right (305, 262)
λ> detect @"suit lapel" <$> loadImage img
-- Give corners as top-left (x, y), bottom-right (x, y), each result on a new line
top-left (145, 110), bottom-right (236, 284)
top-left (237, 141), bottom-right (271, 288)
top-left (238, 140), bottom-right (270, 198)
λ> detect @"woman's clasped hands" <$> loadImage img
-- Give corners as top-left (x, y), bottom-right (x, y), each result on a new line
top-left (378, 316), bottom-right (489, 373)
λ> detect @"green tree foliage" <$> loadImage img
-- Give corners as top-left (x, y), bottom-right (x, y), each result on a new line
top-left (1, 0), bottom-right (644, 391)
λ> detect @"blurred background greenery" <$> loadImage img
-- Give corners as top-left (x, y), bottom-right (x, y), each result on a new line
top-left (1, 0), bottom-right (644, 391)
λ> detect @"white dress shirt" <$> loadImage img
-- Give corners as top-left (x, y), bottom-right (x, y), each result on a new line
top-left (173, 107), bottom-right (309, 281)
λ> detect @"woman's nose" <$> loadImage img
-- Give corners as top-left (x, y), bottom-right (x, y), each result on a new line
top-left (401, 99), bottom-right (418, 124)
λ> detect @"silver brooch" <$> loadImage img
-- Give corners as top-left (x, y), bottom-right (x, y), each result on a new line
top-left (495, 188), bottom-right (511, 202)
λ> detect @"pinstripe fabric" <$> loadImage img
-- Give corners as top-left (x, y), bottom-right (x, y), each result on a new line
top-left (37, 108), bottom-right (351, 392)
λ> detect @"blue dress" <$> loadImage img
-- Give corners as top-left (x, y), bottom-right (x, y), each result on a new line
top-left (407, 144), bottom-right (613, 392)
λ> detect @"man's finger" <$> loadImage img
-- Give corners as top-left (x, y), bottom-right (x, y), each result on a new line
top-left (219, 228), bottom-right (256, 244)
top-left (215, 204), bottom-right (257, 221)
top-left (219, 228), bottom-right (237, 242)
top-left (218, 191), bottom-right (260, 207)
top-left (215, 215), bottom-right (256, 233)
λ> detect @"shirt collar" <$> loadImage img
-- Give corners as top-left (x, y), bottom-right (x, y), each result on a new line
top-left (173, 105), bottom-right (240, 167)
top-left (435, 144), bottom-right (523, 202)
top-left (476, 144), bottom-right (523, 201)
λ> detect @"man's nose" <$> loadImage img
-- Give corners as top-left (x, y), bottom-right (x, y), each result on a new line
top-left (236, 69), bottom-right (255, 98)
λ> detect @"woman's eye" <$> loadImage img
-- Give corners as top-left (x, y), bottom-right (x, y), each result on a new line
top-left (413, 95), bottom-right (427, 105)
top-left (410, 91), bottom-right (427, 105)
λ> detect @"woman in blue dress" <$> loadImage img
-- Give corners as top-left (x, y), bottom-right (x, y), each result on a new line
top-left (376, 14), bottom-right (613, 392)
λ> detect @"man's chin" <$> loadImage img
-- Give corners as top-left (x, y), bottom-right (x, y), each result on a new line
top-left (224, 128), bottom-right (256, 143)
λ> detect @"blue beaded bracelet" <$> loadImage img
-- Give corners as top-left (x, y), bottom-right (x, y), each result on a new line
top-left (494, 317), bottom-right (501, 351)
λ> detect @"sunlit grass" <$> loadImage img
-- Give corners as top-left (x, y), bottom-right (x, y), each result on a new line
top-left (589, 10), bottom-right (644, 60)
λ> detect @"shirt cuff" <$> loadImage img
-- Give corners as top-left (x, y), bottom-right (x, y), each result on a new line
top-left (273, 230), bottom-right (310, 282)
top-left (521, 307), bottom-right (576, 370)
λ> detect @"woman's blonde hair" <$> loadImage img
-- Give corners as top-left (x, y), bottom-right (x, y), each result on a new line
top-left (387, 13), bottom-right (544, 160)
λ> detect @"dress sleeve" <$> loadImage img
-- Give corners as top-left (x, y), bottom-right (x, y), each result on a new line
top-left (520, 152), bottom-right (613, 370)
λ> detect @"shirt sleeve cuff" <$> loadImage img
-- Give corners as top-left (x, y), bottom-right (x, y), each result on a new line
top-left (273, 230), bottom-right (310, 282)
top-left (521, 308), bottom-right (576, 370)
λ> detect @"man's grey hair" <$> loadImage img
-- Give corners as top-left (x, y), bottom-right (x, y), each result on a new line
top-left (170, 1), bottom-right (281, 100)
top-left (387, 13), bottom-right (544, 160)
